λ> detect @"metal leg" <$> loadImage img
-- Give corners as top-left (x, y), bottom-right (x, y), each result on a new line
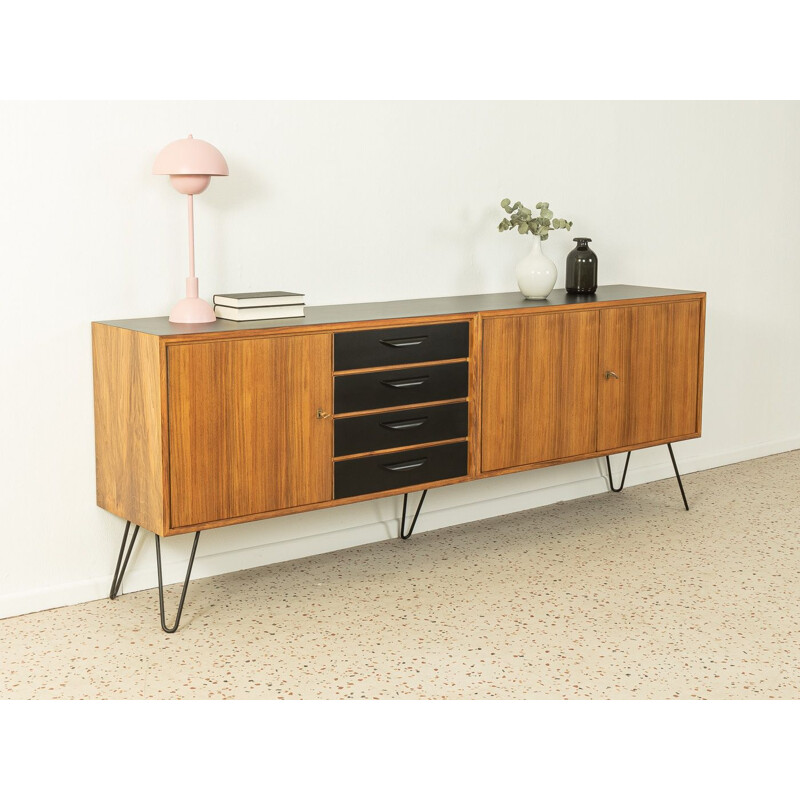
top-left (605, 445), bottom-right (689, 510)
top-left (605, 452), bottom-right (632, 492)
top-left (109, 520), bottom-right (140, 599)
top-left (155, 531), bottom-right (201, 634)
top-left (667, 442), bottom-right (690, 511)
top-left (399, 489), bottom-right (428, 540)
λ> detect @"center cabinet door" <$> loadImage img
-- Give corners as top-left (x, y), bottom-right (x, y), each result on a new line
top-left (481, 310), bottom-right (599, 472)
top-left (168, 334), bottom-right (333, 529)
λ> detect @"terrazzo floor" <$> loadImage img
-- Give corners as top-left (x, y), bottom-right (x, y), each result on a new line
top-left (2, 451), bottom-right (799, 700)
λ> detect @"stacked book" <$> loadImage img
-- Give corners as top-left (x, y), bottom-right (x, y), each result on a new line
top-left (213, 291), bottom-right (305, 321)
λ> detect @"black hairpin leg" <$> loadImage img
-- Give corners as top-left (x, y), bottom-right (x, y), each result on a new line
top-left (667, 442), bottom-right (690, 511)
top-left (155, 531), bottom-right (201, 634)
top-left (110, 520), bottom-right (140, 599)
top-left (605, 452), bottom-right (632, 492)
top-left (604, 444), bottom-right (689, 510)
top-left (400, 490), bottom-right (428, 540)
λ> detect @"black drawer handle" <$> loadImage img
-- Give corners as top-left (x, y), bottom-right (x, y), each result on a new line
top-left (380, 417), bottom-right (428, 430)
top-left (380, 336), bottom-right (428, 348)
top-left (380, 376), bottom-right (429, 389)
top-left (382, 457), bottom-right (428, 472)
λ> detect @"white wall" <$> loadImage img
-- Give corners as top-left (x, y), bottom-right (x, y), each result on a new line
top-left (1, 101), bottom-right (799, 618)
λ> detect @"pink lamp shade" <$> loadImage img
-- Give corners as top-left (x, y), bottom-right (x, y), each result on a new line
top-left (153, 134), bottom-right (229, 324)
top-left (153, 134), bottom-right (229, 196)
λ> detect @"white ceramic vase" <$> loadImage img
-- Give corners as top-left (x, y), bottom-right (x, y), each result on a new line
top-left (516, 236), bottom-right (557, 299)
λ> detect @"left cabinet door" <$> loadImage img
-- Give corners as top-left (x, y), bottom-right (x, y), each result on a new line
top-left (481, 309), bottom-right (599, 472)
top-left (167, 334), bottom-right (333, 529)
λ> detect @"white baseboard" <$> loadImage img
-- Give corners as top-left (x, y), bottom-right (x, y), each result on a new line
top-left (2, 437), bottom-right (798, 620)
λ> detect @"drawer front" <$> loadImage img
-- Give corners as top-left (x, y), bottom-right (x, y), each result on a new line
top-left (334, 322), bottom-right (469, 370)
top-left (334, 361), bottom-right (469, 414)
top-left (334, 402), bottom-right (468, 457)
top-left (335, 442), bottom-right (468, 499)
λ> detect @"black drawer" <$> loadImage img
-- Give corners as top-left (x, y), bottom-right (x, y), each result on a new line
top-left (334, 402), bottom-right (468, 457)
top-left (335, 442), bottom-right (468, 499)
top-left (334, 322), bottom-right (469, 370)
top-left (334, 361), bottom-right (468, 414)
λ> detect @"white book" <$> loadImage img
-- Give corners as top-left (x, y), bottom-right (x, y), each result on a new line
top-left (214, 304), bottom-right (305, 322)
top-left (213, 290), bottom-right (305, 308)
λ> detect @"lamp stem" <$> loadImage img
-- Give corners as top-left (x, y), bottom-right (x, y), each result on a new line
top-left (187, 193), bottom-right (196, 280)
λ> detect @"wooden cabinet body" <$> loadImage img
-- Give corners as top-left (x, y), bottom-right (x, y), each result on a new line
top-left (92, 287), bottom-right (705, 536)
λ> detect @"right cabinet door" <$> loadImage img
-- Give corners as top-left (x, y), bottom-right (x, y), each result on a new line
top-left (597, 299), bottom-right (702, 452)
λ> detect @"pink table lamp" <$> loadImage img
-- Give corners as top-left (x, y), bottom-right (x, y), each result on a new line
top-left (153, 135), bottom-right (229, 323)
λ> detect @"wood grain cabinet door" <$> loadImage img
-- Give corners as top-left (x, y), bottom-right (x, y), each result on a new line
top-left (481, 309), bottom-right (599, 472)
top-left (167, 334), bottom-right (333, 529)
top-left (597, 300), bottom-right (702, 452)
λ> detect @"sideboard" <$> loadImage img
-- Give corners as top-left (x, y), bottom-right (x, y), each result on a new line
top-left (93, 285), bottom-right (706, 631)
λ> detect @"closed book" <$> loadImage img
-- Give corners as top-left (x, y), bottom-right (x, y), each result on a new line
top-left (214, 304), bottom-right (305, 322)
top-left (213, 290), bottom-right (305, 308)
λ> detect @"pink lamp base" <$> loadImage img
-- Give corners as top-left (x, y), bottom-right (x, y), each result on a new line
top-left (169, 276), bottom-right (216, 323)
top-left (169, 296), bottom-right (216, 323)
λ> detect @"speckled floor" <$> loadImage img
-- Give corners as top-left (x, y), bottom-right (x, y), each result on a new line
top-left (2, 451), bottom-right (799, 699)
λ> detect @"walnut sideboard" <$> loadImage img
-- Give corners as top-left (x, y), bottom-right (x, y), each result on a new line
top-left (92, 285), bottom-right (706, 631)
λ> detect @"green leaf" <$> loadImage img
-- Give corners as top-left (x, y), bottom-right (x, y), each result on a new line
top-left (501, 198), bottom-right (510, 209)
top-left (518, 222), bottom-right (528, 234)
top-left (541, 208), bottom-right (553, 220)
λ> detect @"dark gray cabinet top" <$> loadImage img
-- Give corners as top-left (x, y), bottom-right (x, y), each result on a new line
top-left (95, 285), bottom-right (703, 337)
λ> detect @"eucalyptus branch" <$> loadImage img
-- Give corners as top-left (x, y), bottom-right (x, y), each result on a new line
top-left (498, 199), bottom-right (572, 241)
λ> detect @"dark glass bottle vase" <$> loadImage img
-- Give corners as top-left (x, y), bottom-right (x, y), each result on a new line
top-left (565, 238), bottom-right (598, 294)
